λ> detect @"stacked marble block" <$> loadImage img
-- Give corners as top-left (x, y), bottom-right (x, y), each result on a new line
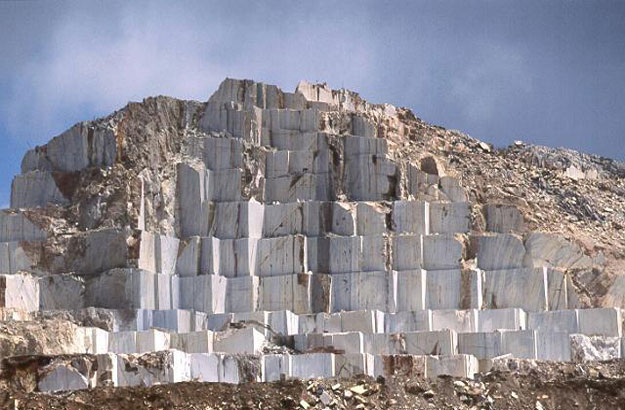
top-left (34, 350), bottom-right (469, 392)
top-left (31, 305), bottom-right (625, 392)
top-left (3, 79), bottom-right (624, 393)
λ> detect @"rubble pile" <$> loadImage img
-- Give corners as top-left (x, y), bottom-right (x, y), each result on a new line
top-left (0, 78), bottom-right (624, 399)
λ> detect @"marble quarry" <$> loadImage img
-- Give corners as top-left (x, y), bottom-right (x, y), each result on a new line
top-left (1, 78), bottom-right (623, 393)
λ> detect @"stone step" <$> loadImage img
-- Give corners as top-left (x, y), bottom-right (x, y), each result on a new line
top-left (26, 350), bottom-right (480, 393)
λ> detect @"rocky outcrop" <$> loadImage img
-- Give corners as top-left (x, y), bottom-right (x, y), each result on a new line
top-left (1, 78), bottom-right (624, 394)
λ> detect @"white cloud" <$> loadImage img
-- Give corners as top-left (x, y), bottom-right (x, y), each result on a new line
top-left (1, 1), bottom-right (377, 145)
top-left (449, 43), bottom-right (533, 122)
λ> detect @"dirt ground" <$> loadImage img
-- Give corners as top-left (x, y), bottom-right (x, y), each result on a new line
top-left (2, 360), bottom-right (625, 410)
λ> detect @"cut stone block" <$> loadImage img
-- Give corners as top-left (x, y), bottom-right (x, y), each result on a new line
top-left (177, 162), bottom-right (210, 238)
top-left (136, 329), bottom-right (171, 353)
top-left (265, 150), bottom-right (289, 178)
top-left (138, 231), bottom-right (157, 273)
top-left (307, 236), bottom-right (361, 274)
top-left (38, 364), bottom-right (89, 393)
top-left (264, 130), bottom-right (328, 153)
top-left (392, 236), bottom-right (421, 271)
top-left (262, 203), bottom-right (303, 237)
top-left (177, 164), bottom-right (243, 236)
top-left (536, 331), bottom-right (571, 361)
top-left (0, 210), bottom-right (46, 242)
top-left (478, 308), bottom-right (527, 332)
top-left (207, 169), bottom-right (242, 202)
top-left (351, 116), bottom-right (378, 138)
top-left (385, 311), bottom-right (432, 333)
top-left (577, 308), bottom-right (622, 337)
top-left (0, 273), bottom-right (40, 311)
top-left (109, 331), bottom-right (138, 354)
top-left (361, 235), bottom-right (387, 271)
top-left (395, 270), bottom-right (426, 312)
top-left (71, 229), bottom-right (129, 275)
top-left (458, 332), bottom-right (502, 359)
top-left (263, 354), bottom-right (291, 382)
top-left (500, 330), bottom-right (537, 359)
top-left (189, 353), bottom-right (220, 382)
top-left (547, 269), bottom-right (568, 310)
top-left (207, 101), bottom-right (261, 141)
top-left (344, 136), bottom-right (386, 156)
top-left (179, 275), bottom-right (227, 314)
top-left (258, 273), bottom-right (313, 314)
top-left (300, 201), bottom-right (332, 236)
top-left (484, 204), bottom-right (524, 233)
top-left (222, 354), bottom-right (258, 383)
top-left (335, 353), bottom-right (374, 377)
top-left (293, 333), bottom-right (324, 352)
top-left (218, 238), bottom-right (257, 277)
top-left (314, 312), bottom-right (342, 334)
top-left (226, 276), bottom-right (259, 313)
top-left (172, 331), bottom-right (214, 353)
top-left (439, 177), bottom-right (468, 202)
top-left (176, 237), bottom-right (201, 276)
top-left (298, 314), bottom-right (317, 334)
top-left (311, 273), bottom-right (332, 313)
top-left (404, 329), bottom-right (457, 356)
top-left (117, 350), bottom-right (190, 386)
top-left (482, 268), bottom-right (548, 312)
top-left (425, 269), bottom-right (482, 310)
top-left (268, 310), bottom-right (299, 336)
top-left (391, 200), bottom-right (429, 235)
top-left (430, 202), bottom-right (470, 234)
top-left (200, 237), bottom-right (220, 275)
top-left (29, 122), bottom-right (116, 173)
top-left (324, 332), bottom-right (365, 354)
top-left (432, 309), bottom-right (478, 333)
top-left (362, 333), bottom-right (404, 355)
top-left (331, 202), bottom-right (356, 236)
top-left (343, 155), bottom-right (397, 201)
top-left (39, 274), bottom-right (85, 310)
top-left (356, 202), bottom-right (387, 235)
top-left (86, 269), bottom-right (155, 310)
top-left (210, 200), bottom-right (264, 239)
top-left (476, 234), bottom-right (526, 271)
top-left (155, 274), bottom-right (174, 310)
top-left (203, 137), bottom-right (242, 170)
top-left (76, 327), bottom-right (110, 354)
top-left (331, 271), bottom-right (397, 313)
top-left (156, 235), bottom-right (180, 275)
top-left (153, 309), bottom-right (193, 332)
top-left (206, 313), bottom-right (234, 332)
top-left (426, 354), bottom-right (478, 379)
top-left (265, 173), bottom-right (330, 202)
top-left (341, 310), bottom-right (385, 334)
top-left (257, 235), bottom-right (307, 276)
top-left (0, 241), bottom-right (41, 275)
top-left (290, 353), bottom-right (335, 379)
top-left (528, 310), bottom-right (579, 333)
top-left (422, 235), bottom-right (463, 271)
top-left (11, 171), bottom-right (70, 208)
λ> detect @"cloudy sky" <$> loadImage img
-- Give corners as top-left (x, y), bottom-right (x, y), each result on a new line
top-left (1, 0), bottom-right (624, 207)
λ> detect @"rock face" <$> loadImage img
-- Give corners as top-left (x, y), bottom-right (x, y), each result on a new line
top-left (1, 78), bottom-right (624, 392)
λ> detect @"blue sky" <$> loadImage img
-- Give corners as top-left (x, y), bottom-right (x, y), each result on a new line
top-left (1, 1), bottom-right (624, 207)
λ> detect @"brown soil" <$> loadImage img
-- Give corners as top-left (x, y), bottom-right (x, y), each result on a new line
top-left (2, 360), bottom-right (625, 410)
